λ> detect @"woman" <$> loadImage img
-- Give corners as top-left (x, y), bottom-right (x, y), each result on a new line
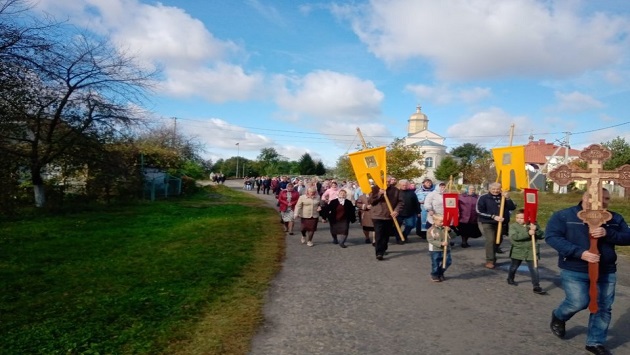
top-left (278, 183), bottom-right (300, 235)
top-left (457, 185), bottom-right (482, 248)
top-left (356, 185), bottom-right (378, 245)
top-left (321, 189), bottom-right (356, 248)
top-left (294, 186), bottom-right (321, 247)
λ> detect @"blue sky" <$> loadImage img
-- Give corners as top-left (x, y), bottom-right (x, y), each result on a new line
top-left (34, 0), bottom-right (630, 167)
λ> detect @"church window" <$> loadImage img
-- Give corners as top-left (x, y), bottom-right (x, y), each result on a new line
top-left (425, 157), bottom-right (433, 168)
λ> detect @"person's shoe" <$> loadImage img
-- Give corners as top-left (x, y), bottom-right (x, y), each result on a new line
top-left (372, 242), bottom-right (376, 246)
top-left (332, 238), bottom-right (338, 244)
top-left (376, 254), bottom-right (383, 260)
top-left (396, 240), bottom-right (404, 245)
top-left (485, 262), bottom-right (495, 269)
top-left (450, 242), bottom-right (455, 247)
top-left (307, 241), bottom-right (314, 247)
top-left (507, 278), bottom-right (517, 286)
top-left (365, 238), bottom-right (371, 244)
top-left (339, 243), bottom-right (347, 248)
top-left (300, 236), bottom-right (306, 244)
top-left (461, 243), bottom-right (470, 248)
top-left (550, 312), bottom-right (566, 339)
top-left (431, 275), bottom-right (441, 282)
top-left (496, 248), bottom-right (505, 254)
top-left (585, 345), bottom-right (612, 355)
top-left (533, 287), bottom-right (547, 295)
top-left (439, 275), bottom-right (446, 281)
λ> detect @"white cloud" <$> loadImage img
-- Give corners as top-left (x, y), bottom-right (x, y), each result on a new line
top-left (446, 107), bottom-right (531, 146)
top-left (34, 0), bottom-right (261, 102)
top-left (275, 70), bottom-right (384, 121)
top-left (405, 84), bottom-right (491, 104)
top-left (553, 91), bottom-right (605, 112)
top-left (161, 64), bottom-right (265, 102)
top-left (335, 0), bottom-right (629, 80)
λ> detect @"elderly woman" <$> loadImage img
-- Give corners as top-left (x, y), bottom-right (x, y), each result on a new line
top-left (294, 186), bottom-right (321, 246)
top-left (356, 185), bottom-right (378, 245)
top-left (278, 183), bottom-right (300, 235)
top-left (321, 189), bottom-right (356, 248)
top-left (457, 185), bottom-right (482, 248)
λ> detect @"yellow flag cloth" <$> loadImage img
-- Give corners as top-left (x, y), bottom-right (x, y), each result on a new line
top-left (348, 146), bottom-right (387, 192)
top-left (491, 145), bottom-right (528, 189)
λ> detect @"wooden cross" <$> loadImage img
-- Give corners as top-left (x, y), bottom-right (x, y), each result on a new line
top-left (548, 144), bottom-right (630, 313)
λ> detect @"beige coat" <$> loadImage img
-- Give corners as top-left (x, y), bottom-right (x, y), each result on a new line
top-left (294, 194), bottom-right (321, 218)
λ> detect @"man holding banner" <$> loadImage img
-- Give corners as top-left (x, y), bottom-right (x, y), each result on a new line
top-left (369, 176), bottom-right (404, 260)
top-left (476, 182), bottom-right (516, 269)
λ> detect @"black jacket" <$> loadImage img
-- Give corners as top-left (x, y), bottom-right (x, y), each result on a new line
top-left (476, 192), bottom-right (516, 224)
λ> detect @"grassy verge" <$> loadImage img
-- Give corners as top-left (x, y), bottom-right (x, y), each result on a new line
top-left (0, 185), bottom-right (284, 354)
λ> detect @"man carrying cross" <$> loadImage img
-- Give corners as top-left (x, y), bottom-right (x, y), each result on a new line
top-left (545, 144), bottom-right (630, 355)
top-left (546, 189), bottom-right (630, 355)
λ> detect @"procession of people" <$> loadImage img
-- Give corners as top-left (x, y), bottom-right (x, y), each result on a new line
top-left (245, 172), bottom-right (630, 355)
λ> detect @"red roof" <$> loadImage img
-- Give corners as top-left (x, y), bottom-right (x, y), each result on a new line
top-left (525, 139), bottom-right (582, 165)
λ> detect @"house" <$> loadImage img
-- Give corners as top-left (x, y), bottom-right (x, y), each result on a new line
top-left (525, 136), bottom-right (582, 191)
top-left (404, 106), bottom-right (447, 182)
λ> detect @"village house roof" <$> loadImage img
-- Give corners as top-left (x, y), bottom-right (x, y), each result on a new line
top-left (525, 138), bottom-right (582, 165)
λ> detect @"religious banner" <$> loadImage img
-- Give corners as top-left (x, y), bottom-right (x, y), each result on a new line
top-left (443, 193), bottom-right (459, 227)
top-left (348, 146), bottom-right (387, 193)
top-left (491, 145), bottom-right (528, 189)
top-left (523, 188), bottom-right (538, 224)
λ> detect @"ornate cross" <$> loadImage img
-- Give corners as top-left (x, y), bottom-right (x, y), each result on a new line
top-left (549, 144), bottom-right (630, 313)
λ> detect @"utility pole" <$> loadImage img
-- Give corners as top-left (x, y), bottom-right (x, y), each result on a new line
top-left (172, 117), bottom-right (178, 147)
top-left (236, 142), bottom-right (240, 178)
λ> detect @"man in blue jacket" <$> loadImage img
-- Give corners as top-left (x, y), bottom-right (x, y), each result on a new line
top-left (546, 189), bottom-right (630, 355)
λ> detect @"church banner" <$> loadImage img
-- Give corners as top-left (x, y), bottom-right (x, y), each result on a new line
top-left (491, 145), bottom-right (528, 189)
top-left (348, 146), bottom-right (387, 192)
top-left (443, 193), bottom-right (459, 227)
top-left (523, 188), bottom-right (538, 223)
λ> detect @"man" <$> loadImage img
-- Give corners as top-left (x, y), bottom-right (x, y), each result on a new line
top-left (396, 179), bottom-right (421, 244)
top-left (476, 182), bottom-right (516, 269)
top-left (368, 176), bottom-right (404, 260)
top-left (546, 189), bottom-right (630, 355)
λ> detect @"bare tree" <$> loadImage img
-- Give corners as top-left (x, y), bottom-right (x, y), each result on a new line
top-left (0, 4), bottom-right (156, 206)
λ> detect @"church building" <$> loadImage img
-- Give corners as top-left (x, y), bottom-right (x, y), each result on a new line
top-left (404, 106), bottom-right (447, 182)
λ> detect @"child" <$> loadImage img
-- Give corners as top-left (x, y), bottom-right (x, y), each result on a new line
top-left (507, 209), bottom-right (546, 294)
top-left (427, 214), bottom-right (456, 282)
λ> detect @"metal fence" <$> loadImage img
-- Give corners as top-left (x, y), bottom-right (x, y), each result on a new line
top-left (143, 171), bottom-right (182, 201)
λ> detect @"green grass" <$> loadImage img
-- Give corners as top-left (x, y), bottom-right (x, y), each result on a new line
top-left (0, 185), bottom-right (284, 354)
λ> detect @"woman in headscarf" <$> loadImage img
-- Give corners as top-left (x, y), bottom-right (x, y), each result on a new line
top-left (294, 186), bottom-right (321, 246)
top-left (457, 185), bottom-right (482, 248)
top-left (321, 189), bottom-right (356, 247)
top-left (356, 185), bottom-right (378, 245)
top-left (278, 183), bottom-right (300, 235)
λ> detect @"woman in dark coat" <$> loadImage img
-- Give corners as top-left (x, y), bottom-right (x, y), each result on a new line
top-left (322, 189), bottom-right (356, 248)
top-left (457, 185), bottom-right (482, 248)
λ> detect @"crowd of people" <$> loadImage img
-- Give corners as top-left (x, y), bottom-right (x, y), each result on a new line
top-left (240, 175), bottom-right (630, 355)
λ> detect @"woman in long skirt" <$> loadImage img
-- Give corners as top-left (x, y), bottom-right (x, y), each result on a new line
top-left (294, 186), bottom-right (321, 246)
top-left (321, 189), bottom-right (356, 248)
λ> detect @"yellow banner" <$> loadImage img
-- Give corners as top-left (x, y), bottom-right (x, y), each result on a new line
top-left (348, 146), bottom-right (387, 192)
top-left (491, 145), bottom-right (528, 189)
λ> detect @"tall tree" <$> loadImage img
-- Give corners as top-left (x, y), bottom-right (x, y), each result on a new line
top-left (434, 155), bottom-right (461, 182)
top-left (450, 143), bottom-right (490, 183)
top-left (0, 18), bottom-right (154, 207)
top-left (334, 155), bottom-right (354, 180)
top-left (315, 161), bottom-right (326, 176)
top-left (297, 153), bottom-right (317, 175)
top-left (601, 137), bottom-right (630, 170)
top-left (386, 138), bottom-right (424, 180)
top-left (256, 147), bottom-right (287, 175)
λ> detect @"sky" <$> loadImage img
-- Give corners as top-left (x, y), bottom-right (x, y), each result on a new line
top-left (32, 0), bottom-right (630, 168)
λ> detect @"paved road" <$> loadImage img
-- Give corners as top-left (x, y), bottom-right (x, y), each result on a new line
top-left (223, 181), bottom-right (630, 355)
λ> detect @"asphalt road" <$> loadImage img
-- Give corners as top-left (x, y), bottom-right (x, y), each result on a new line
top-left (221, 181), bottom-right (630, 355)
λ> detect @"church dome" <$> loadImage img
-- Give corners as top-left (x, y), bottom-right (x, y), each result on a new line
top-left (408, 105), bottom-right (428, 135)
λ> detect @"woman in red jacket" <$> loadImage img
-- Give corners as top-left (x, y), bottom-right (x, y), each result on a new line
top-left (278, 183), bottom-right (300, 234)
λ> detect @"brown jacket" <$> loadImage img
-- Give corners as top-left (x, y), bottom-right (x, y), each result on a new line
top-left (368, 185), bottom-right (403, 220)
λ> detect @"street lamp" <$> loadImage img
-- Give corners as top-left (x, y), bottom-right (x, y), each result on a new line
top-left (235, 142), bottom-right (240, 178)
